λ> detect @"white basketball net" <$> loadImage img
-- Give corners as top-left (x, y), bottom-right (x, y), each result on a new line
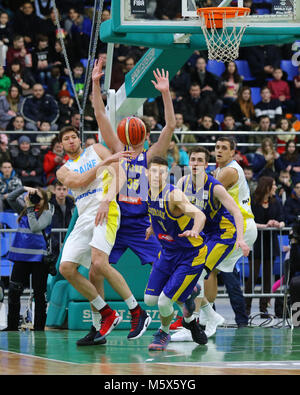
top-left (198, 9), bottom-right (249, 63)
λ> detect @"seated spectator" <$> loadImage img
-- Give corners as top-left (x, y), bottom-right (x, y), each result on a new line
top-left (83, 91), bottom-right (98, 131)
top-left (6, 35), bottom-right (32, 69)
top-left (0, 160), bottom-right (22, 211)
top-left (248, 115), bottom-right (273, 153)
top-left (7, 59), bottom-right (36, 96)
top-left (244, 166), bottom-right (257, 196)
top-left (229, 86), bottom-right (256, 130)
top-left (143, 97), bottom-right (160, 122)
top-left (65, 61), bottom-right (85, 101)
top-left (46, 65), bottom-right (66, 98)
top-left (276, 117), bottom-right (296, 154)
top-left (196, 114), bottom-right (219, 145)
top-left (221, 113), bottom-right (237, 133)
top-left (220, 61), bottom-right (243, 106)
top-left (293, 65), bottom-right (300, 113)
top-left (31, 34), bottom-right (52, 86)
top-left (248, 137), bottom-right (279, 180)
top-left (190, 56), bottom-right (221, 95)
top-left (0, 85), bottom-right (24, 130)
top-left (49, 39), bottom-right (68, 76)
top-left (43, 137), bottom-right (68, 186)
top-left (20, 83), bottom-right (59, 131)
top-left (275, 140), bottom-right (300, 185)
top-left (244, 45), bottom-right (281, 87)
top-left (284, 182), bottom-right (300, 226)
top-left (11, 1), bottom-right (43, 48)
top-left (167, 140), bottom-right (189, 184)
top-left (69, 111), bottom-right (81, 130)
top-left (276, 169), bottom-right (293, 205)
top-left (35, 120), bottom-right (57, 153)
top-left (233, 149), bottom-right (249, 169)
top-left (221, 114), bottom-right (247, 152)
top-left (0, 133), bottom-right (11, 165)
top-left (0, 11), bottom-right (13, 65)
top-left (254, 86), bottom-right (283, 128)
top-left (173, 112), bottom-right (197, 151)
top-left (49, 180), bottom-right (75, 258)
top-left (69, 7), bottom-right (92, 61)
top-left (11, 135), bottom-right (44, 187)
top-left (0, 65), bottom-right (11, 96)
top-left (183, 83), bottom-right (220, 130)
top-left (57, 89), bottom-right (76, 129)
top-left (170, 68), bottom-right (191, 99)
top-left (148, 115), bottom-right (163, 144)
top-left (267, 68), bottom-right (293, 113)
top-left (166, 88), bottom-right (187, 119)
top-left (39, 8), bottom-right (67, 50)
top-left (34, 0), bottom-right (53, 20)
top-left (84, 135), bottom-right (97, 148)
top-left (6, 115), bottom-right (27, 145)
top-left (123, 56), bottom-right (136, 74)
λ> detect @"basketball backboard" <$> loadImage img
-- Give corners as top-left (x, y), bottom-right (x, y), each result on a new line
top-left (114, 0), bottom-right (299, 32)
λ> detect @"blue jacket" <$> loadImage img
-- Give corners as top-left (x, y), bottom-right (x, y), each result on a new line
top-left (8, 213), bottom-right (51, 263)
top-left (21, 93), bottom-right (59, 125)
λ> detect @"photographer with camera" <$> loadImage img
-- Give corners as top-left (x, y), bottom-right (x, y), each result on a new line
top-left (2, 186), bottom-right (52, 331)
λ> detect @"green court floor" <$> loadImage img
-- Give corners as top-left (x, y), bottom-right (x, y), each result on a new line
top-left (1, 327), bottom-right (300, 371)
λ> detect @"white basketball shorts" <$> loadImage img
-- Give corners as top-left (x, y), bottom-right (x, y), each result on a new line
top-left (60, 201), bottom-right (120, 269)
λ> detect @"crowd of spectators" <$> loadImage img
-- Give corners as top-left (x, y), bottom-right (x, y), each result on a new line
top-left (0, 0), bottom-right (299, 325)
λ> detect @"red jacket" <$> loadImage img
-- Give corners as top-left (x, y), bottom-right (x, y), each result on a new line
top-left (267, 79), bottom-right (291, 101)
top-left (43, 150), bottom-right (69, 185)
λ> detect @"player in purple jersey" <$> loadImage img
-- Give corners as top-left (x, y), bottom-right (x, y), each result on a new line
top-left (145, 156), bottom-right (208, 351)
top-left (74, 59), bottom-right (176, 344)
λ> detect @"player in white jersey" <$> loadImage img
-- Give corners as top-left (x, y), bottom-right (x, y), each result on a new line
top-left (205, 137), bottom-right (257, 314)
top-left (57, 126), bottom-right (151, 345)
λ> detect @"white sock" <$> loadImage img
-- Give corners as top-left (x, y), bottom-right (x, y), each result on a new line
top-left (201, 302), bottom-right (217, 319)
top-left (91, 295), bottom-right (106, 311)
top-left (92, 311), bottom-right (101, 331)
top-left (125, 295), bottom-right (138, 310)
top-left (184, 314), bottom-right (195, 323)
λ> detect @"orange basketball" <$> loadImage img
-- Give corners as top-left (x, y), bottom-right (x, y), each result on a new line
top-left (117, 117), bottom-right (146, 146)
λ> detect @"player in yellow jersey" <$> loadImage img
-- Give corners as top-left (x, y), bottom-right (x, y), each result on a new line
top-left (208, 137), bottom-right (257, 325)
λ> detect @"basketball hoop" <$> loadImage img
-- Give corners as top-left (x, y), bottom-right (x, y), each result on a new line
top-left (197, 7), bottom-right (250, 63)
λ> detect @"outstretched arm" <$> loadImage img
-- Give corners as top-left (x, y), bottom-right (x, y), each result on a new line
top-left (214, 184), bottom-right (250, 257)
top-left (148, 69), bottom-right (176, 161)
top-left (92, 57), bottom-right (124, 153)
top-left (169, 189), bottom-right (206, 237)
top-left (56, 150), bottom-right (132, 189)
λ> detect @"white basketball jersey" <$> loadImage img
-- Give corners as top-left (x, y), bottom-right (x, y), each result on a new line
top-left (215, 160), bottom-right (254, 221)
top-left (64, 145), bottom-right (112, 215)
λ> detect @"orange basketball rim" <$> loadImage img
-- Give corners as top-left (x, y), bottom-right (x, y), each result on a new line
top-left (197, 7), bottom-right (250, 29)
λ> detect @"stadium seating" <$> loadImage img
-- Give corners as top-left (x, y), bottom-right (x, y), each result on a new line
top-left (206, 60), bottom-right (225, 76)
top-left (251, 87), bottom-right (262, 105)
top-left (235, 60), bottom-right (255, 81)
top-left (280, 60), bottom-right (299, 81)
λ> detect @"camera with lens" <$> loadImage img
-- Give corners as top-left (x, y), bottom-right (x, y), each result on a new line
top-left (29, 192), bottom-right (41, 205)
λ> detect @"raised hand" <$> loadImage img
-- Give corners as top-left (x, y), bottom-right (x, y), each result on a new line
top-left (104, 151), bottom-right (135, 166)
top-left (151, 68), bottom-right (169, 93)
top-left (92, 57), bottom-right (104, 82)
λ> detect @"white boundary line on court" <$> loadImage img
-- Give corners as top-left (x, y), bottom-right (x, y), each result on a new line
top-left (0, 349), bottom-right (80, 365)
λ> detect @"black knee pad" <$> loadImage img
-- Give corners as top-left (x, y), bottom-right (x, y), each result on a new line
top-left (8, 281), bottom-right (24, 304)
